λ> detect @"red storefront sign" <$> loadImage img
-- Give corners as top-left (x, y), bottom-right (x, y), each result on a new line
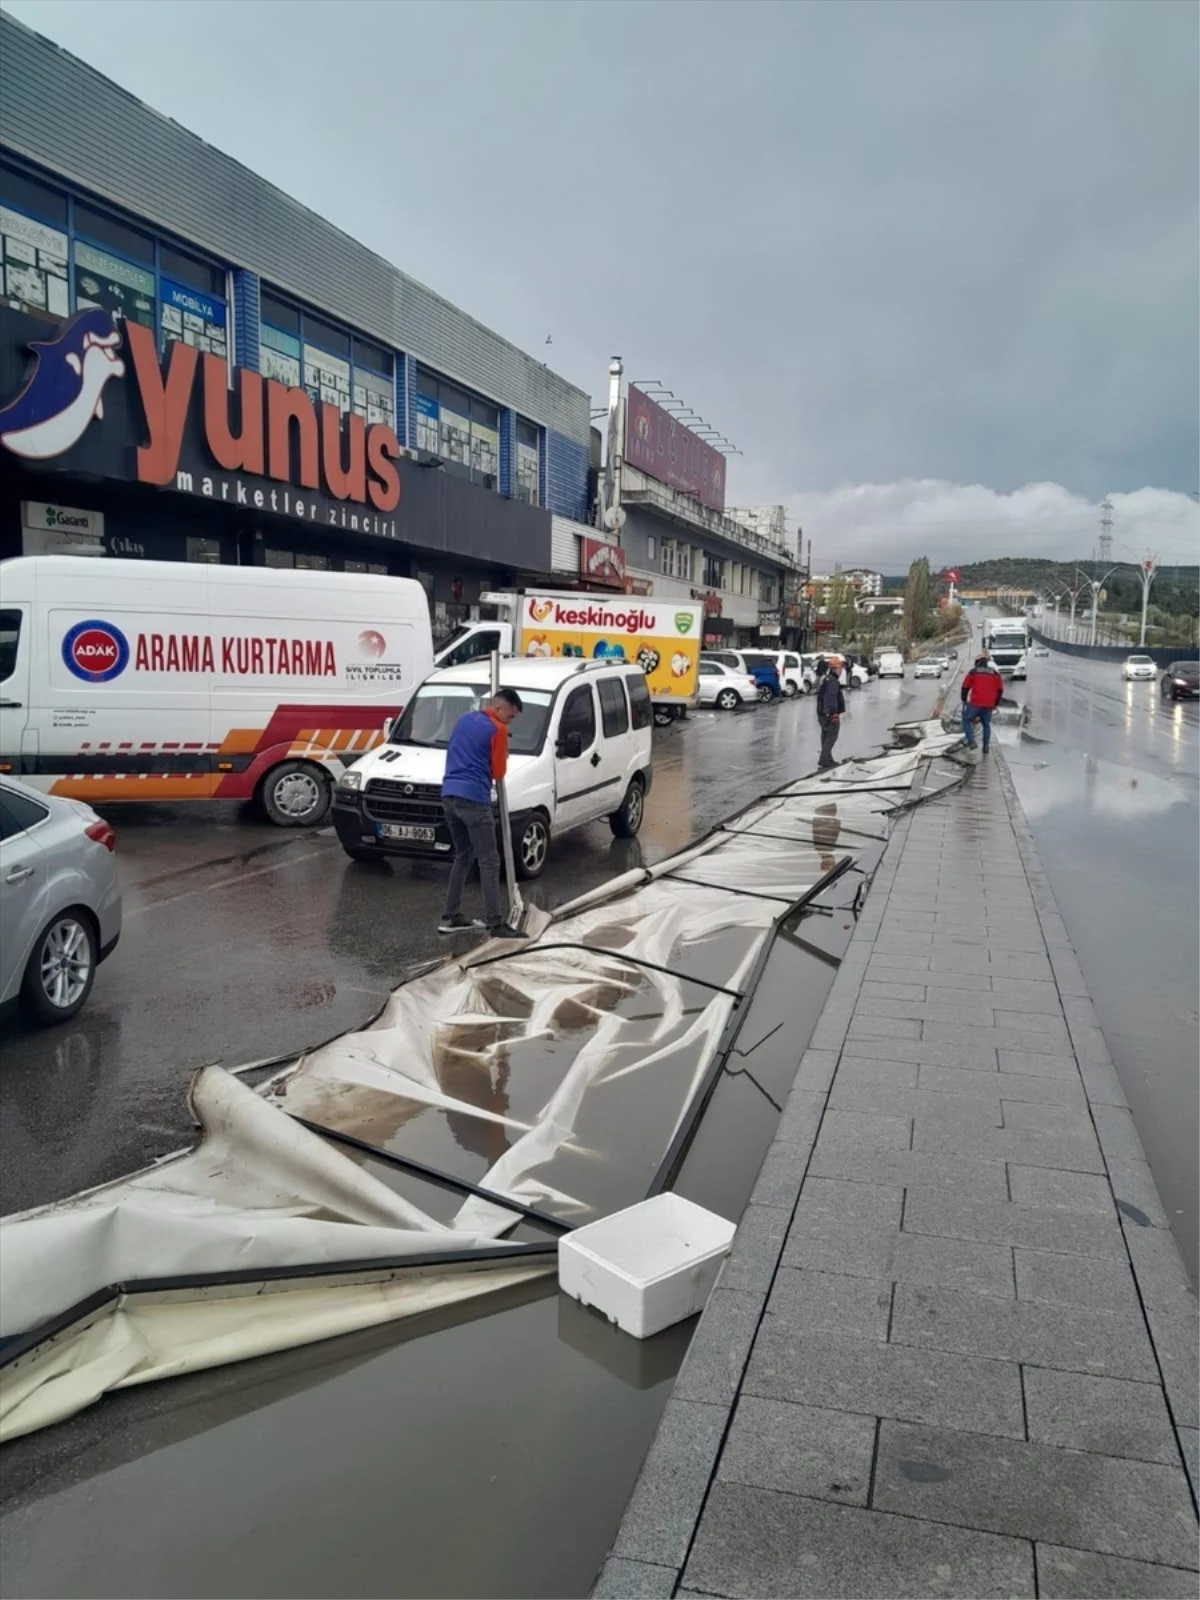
top-left (580, 536), bottom-right (627, 589)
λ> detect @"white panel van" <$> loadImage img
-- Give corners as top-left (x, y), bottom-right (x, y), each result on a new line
top-left (0, 557), bottom-right (433, 826)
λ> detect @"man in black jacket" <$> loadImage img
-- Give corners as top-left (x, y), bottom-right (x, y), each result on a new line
top-left (816, 658), bottom-right (846, 769)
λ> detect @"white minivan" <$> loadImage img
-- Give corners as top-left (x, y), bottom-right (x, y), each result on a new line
top-left (332, 657), bottom-right (654, 877)
top-left (877, 650), bottom-right (905, 679)
top-left (0, 556), bottom-right (433, 827)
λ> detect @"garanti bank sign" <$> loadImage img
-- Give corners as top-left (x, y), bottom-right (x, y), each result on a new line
top-left (0, 308), bottom-right (402, 537)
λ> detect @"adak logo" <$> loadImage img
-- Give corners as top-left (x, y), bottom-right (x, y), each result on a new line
top-left (0, 309), bottom-right (125, 461)
top-left (62, 619), bottom-right (131, 683)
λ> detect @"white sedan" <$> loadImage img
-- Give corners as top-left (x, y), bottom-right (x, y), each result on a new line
top-left (697, 659), bottom-right (759, 710)
top-left (1122, 654), bottom-right (1157, 681)
top-left (913, 659), bottom-right (944, 679)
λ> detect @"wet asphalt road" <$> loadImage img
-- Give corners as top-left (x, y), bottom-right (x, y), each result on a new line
top-left (978, 621), bottom-right (1200, 1282)
top-left (0, 676), bottom-right (935, 1218)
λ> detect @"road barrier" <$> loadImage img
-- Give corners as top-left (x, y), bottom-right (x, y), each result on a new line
top-left (1030, 628), bottom-right (1197, 668)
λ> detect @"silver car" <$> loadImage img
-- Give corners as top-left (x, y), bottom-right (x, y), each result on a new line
top-left (0, 779), bottom-right (122, 1025)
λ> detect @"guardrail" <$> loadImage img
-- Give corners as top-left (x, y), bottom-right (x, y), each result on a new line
top-left (1030, 628), bottom-right (1197, 668)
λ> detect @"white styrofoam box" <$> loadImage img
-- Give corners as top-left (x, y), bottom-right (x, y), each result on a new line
top-left (558, 1194), bottom-right (736, 1339)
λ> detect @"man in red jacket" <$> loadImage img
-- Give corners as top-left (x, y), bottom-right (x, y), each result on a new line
top-left (960, 652), bottom-right (1005, 753)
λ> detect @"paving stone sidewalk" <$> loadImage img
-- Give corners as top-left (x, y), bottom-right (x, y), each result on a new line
top-left (597, 749), bottom-right (1200, 1600)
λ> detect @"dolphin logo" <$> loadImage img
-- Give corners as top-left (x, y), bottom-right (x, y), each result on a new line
top-left (0, 308), bottom-right (125, 461)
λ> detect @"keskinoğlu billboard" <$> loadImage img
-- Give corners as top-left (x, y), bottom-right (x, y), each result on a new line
top-left (625, 385), bottom-right (726, 513)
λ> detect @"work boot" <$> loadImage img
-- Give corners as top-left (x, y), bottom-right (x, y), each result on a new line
top-left (486, 923), bottom-right (527, 941)
top-left (438, 913), bottom-right (482, 934)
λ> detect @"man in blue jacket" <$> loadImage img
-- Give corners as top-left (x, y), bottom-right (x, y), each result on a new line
top-left (816, 659), bottom-right (846, 769)
top-left (438, 688), bottom-right (524, 938)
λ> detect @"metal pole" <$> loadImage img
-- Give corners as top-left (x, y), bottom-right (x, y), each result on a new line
top-left (1139, 569), bottom-right (1150, 648)
top-left (491, 650), bottom-right (523, 928)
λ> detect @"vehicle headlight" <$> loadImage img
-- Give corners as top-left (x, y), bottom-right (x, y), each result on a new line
top-left (1175, 677), bottom-right (1189, 686)
top-left (338, 770), bottom-right (363, 791)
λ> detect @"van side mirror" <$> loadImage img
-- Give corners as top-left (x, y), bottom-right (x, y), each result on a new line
top-left (557, 730), bottom-right (584, 760)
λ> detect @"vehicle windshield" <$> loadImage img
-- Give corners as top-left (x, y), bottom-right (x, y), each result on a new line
top-left (1173, 662), bottom-right (1199, 675)
top-left (1128, 656), bottom-right (1154, 665)
top-left (990, 632), bottom-right (1026, 649)
top-left (390, 683), bottom-right (553, 755)
top-left (741, 653), bottom-right (778, 670)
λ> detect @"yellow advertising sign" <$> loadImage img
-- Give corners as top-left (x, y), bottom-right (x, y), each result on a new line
top-left (517, 596), bottom-right (702, 701)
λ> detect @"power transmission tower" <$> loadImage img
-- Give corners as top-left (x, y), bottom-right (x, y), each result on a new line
top-left (1098, 496), bottom-right (1113, 564)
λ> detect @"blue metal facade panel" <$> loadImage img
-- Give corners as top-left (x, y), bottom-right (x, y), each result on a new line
top-left (230, 267), bottom-right (260, 372)
top-left (545, 430), bottom-right (589, 521)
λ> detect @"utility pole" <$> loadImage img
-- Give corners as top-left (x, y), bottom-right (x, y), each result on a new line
top-left (1098, 496), bottom-right (1113, 565)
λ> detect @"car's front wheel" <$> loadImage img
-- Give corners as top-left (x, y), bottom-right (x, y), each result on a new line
top-left (512, 813), bottom-right (550, 879)
top-left (783, 679), bottom-right (799, 698)
top-left (716, 688), bottom-right (740, 710)
top-left (21, 910), bottom-right (98, 1026)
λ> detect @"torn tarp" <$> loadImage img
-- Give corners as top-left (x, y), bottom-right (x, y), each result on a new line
top-left (0, 721), bottom-right (964, 1440)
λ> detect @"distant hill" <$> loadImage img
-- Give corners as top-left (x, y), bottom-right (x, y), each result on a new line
top-left (950, 558), bottom-right (1198, 591)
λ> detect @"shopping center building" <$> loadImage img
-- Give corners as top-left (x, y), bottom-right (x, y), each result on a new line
top-left (0, 14), bottom-right (594, 635)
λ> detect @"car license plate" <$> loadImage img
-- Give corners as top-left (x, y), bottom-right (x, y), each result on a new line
top-left (377, 823), bottom-right (435, 842)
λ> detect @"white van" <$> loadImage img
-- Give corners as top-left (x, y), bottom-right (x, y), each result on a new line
top-left (0, 557), bottom-right (432, 827)
top-left (877, 649), bottom-right (905, 679)
top-left (332, 657), bottom-right (654, 877)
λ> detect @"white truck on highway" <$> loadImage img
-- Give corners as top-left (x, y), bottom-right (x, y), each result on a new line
top-left (983, 618), bottom-right (1031, 679)
top-left (433, 590), bottom-right (703, 724)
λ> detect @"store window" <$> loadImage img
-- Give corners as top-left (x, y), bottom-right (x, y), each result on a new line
top-left (352, 336), bottom-right (395, 429)
top-left (74, 204), bottom-right (155, 330)
top-left (186, 537), bottom-right (222, 564)
top-left (343, 560), bottom-right (389, 574)
top-left (416, 368), bottom-right (503, 490)
top-left (703, 553), bottom-right (725, 589)
top-left (159, 245), bottom-right (227, 361)
top-left (516, 417), bottom-right (540, 506)
top-left (1, 162), bottom-right (69, 320)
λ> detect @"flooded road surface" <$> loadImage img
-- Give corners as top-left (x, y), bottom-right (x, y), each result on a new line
top-left (985, 633), bottom-right (1199, 1282)
top-left (0, 676), bottom-right (933, 1220)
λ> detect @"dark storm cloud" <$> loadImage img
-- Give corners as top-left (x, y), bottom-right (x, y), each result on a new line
top-left (9, 0), bottom-right (1199, 532)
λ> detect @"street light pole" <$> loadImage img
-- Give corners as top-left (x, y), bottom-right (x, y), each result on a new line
top-left (1136, 556), bottom-right (1160, 648)
top-left (1077, 565), bottom-right (1120, 648)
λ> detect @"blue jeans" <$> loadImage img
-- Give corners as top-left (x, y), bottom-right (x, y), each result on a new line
top-left (962, 705), bottom-right (992, 750)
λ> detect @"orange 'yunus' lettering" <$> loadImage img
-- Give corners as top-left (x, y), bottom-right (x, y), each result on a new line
top-left (204, 358), bottom-right (265, 474)
top-left (267, 383), bottom-right (319, 489)
top-left (128, 323), bottom-right (197, 487)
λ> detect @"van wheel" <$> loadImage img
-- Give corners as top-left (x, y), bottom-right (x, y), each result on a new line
top-left (783, 680), bottom-right (799, 698)
top-left (260, 761), bottom-right (332, 827)
top-left (653, 707), bottom-right (674, 727)
top-left (513, 813), bottom-right (550, 879)
top-left (609, 778), bottom-right (645, 838)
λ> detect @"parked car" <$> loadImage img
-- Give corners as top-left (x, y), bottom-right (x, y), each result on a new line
top-left (1161, 660), bottom-right (1199, 700)
top-left (697, 659), bottom-right (759, 710)
top-left (1122, 654), bottom-right (1158, 682)
top-left (876, 649), bottom-right (905, 679)
top-left (333, 658), bottom-right (653, 878)
top-left (913, 658), bottom-right (944, 679)
top-left (702, 650), bottom-right (781, 702)
top-left (773, 651), bottom-right (815, 696)
top-left (0, 778), bottom-right (122, 1026)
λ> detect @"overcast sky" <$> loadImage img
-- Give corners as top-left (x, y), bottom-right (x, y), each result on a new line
top-left (7, 0), bottom-right (1199, 569)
